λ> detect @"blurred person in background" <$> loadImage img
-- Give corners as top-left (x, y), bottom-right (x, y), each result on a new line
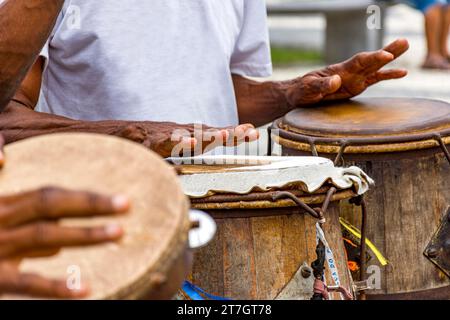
top-left (406, 0), bottom-right (450, 69)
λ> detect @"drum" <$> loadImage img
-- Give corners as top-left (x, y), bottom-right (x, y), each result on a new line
top-left (0, 133), bottom-right (191, 300)
top-left (271, 98), bottom-right (450, 299)
top-left (172, 155), bottom-right (373, 300)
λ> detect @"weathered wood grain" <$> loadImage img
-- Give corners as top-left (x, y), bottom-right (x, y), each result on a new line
top-left (190, 203), bottom-right (352, 300)
top-left (337, 153), bottom-right (449, 296)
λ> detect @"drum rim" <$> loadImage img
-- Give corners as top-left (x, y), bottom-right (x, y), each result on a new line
top-left (107, 242), bottom-right (190, 299)
top-left (190, 188), bottom-right (356, 210)
top-left (108, 199), bottom-right (191, 299)
top-left (272, 119), bottom-right (450, 154)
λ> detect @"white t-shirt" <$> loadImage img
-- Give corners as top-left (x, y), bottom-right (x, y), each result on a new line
top-left (37, 0), bottom-right (272, 127)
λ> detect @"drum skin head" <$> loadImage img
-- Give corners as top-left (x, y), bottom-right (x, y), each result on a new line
top-left (281, 98), bottom-right (450, 137)
top-left (0, 133), bottom-right (190, 300)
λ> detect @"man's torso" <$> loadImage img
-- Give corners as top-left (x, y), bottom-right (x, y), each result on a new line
top-left (37, 0), bottom-right (271, 127)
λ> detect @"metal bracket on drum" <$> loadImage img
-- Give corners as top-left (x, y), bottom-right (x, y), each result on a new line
top-left (352, 280), bottom-right (372, 293)
top-left (333, 141), bottom-right (348, 166)
top-left (188, 210), bottom-right (217, 249)
top-left (272, 187), bottom-right (337, 223)
top-left (424, 206), bottom-right (450, 279)
top-left (275, 263), bottom-right (315, 300)
top-left (308, 138), bottom-right (319, 157)
top-left (433, 134), bottom-right (450, 165)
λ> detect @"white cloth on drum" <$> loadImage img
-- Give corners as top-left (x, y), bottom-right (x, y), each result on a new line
top-left (170, 156), bottom-right (374, 197)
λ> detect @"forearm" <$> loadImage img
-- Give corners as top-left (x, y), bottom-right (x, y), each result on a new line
top-left (0, 102), bottom-right (145, 144)
top-left (233, 75), bottom-right (292, 127)
top-left (0, 0), bottom-right (64, 111)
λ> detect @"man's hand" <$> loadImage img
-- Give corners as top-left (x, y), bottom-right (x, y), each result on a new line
top-left (283, 39), bottom-right (409, 107)
top-left (0, 186), bottom-right (130, 299)
top-left (115, 121), bottom-right (260, 158)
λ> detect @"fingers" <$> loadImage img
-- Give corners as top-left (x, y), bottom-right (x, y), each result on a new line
top-left (0, 271), bottom-right (89, 299)
top-left (199, 124), bottom-right (259, 153)
top-left (0, 187), bottom-right (130, 228)
top-left (0, 134), bottom-right (4, 169)
top-left (170, 124), bottom-right (259, 156)
top-left (228, 124), bottom-right (259, 144)
top-left (0, 222), bottom-right (124, 258)
top-left (354, 50), bottom-right (394, 75)
top-left (366, 69), bottom-right (408, 86)
top-left (382, 38), bottom-right (410, 59)
top-left (351, 39), bottom-right (409, 75)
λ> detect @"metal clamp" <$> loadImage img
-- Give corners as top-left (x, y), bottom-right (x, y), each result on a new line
top-left (433, 133), bottom-right (450, 165)
top-left (352, 280), bottom-right (372, 293)
top-left (272, 187), bottom-right (337, 224)
top-left (424, 206), bottom-right (450, 279)
top-left (308, 138), bottom-right (319, 157)
top-left (333, 141), bottom-right (348, 166)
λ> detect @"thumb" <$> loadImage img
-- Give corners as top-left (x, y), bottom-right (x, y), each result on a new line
top-left (321, 75), bottom-right (342, 95)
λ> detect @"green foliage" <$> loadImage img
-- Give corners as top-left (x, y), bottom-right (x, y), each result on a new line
top-left (271, 47), bottom-right (322, 66)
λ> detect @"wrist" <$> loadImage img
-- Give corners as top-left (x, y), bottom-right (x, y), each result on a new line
top-left (272, 79), bottom-right (297, 112)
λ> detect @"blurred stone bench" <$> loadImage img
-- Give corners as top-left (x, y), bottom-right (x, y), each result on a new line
top-left (267, 0), bottom-right (393, 63)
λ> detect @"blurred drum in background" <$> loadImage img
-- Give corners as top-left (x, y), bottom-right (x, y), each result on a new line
top-left (272, 98), bottom-right (450, 299)
top-left (171, 155), bottom-right (373, 300)
top-left (0, 133), bottom-right (191, 300)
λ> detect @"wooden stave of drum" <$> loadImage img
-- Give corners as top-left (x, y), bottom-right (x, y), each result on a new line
top-left (270, 98), bottom-right (450, 299)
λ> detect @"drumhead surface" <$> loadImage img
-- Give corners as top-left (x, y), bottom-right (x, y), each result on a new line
top-left (0, 133), bottom-right (189, 299)
top-left (281, 98), bottom-right (450, 137)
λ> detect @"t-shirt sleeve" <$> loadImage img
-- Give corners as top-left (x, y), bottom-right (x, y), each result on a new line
top-left (39, 39), bottom-right (51, 71)
top-left (230, 0), bottom-right (272, 78)
top-left (39, 11), bottom-right (65, 71)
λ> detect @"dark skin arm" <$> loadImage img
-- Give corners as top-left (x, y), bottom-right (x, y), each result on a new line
top-left (2, 61), bottom-right (259, 158)
top-left (0, 0), bottom-right (64, 111)
top-left (0, 137), bottom-right (130, 298)
top-left (234, 39), bottom-right (410, 127)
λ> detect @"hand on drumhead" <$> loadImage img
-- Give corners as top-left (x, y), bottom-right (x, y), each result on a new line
top-left (0, 187), bottom-right (130, 298)
top-left (284, 39), bottom-right (409, 106)
top-left (116, 122), bottom-right (259, 157)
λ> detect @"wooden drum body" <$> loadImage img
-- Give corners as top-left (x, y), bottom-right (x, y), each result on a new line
top-left (272, 98), bottom-right (450, 299)
top-left (174, 156), bottom-right (373, 300)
